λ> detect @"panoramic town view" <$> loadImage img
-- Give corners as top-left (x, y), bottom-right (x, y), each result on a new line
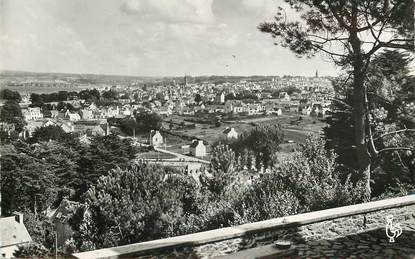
top-left (1, 0), bottom-right (414, 258)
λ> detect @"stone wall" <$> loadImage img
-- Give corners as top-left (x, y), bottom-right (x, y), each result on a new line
top-left (142, 204), bottom-right (415, 258)
top-left (72, 195), bottom-right (415, 259)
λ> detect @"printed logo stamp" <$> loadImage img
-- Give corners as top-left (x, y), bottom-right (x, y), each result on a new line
top-left (385, 215), bottom-right (402, 243)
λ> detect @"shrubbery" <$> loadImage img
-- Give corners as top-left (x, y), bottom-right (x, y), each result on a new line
top-left (2, 133), bottom-right (370, 254)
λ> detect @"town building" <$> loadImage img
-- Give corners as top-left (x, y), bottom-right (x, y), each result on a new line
top-left (21, 107), bottom-right (43, 121)
top-left (79, 109), bottom-right (94, 120)
top-left (223, 127), bottom-right (238, 139)
top-left (50, 110), bottom-right (59, 118)
top-left (190, 139), bottom-right (207, 157)
top-left (65, 111), bottom-right (81, 121)
top-left (215, 92), bottom-right (226, 104)
top-left (0, 213), bottom-right (32, 258)
top-left (49, 199), bottom-right (82, 246)
top-left (302, 105), bottom-right (312, 115)
top-left (150, 130), bottom-right (163, 147)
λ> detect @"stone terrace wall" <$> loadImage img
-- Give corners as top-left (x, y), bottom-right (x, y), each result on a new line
top-left (73, 195), bottom-right (415, 259)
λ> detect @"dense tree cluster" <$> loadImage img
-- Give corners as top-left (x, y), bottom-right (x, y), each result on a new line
top-left (108, 112), bottom-right (163, 136)
top-left (79, 89), bottom-right (101, 102)
top-left (325, 50), bottom-right (415, 195)
top-left (258, 0), bottom-right (413, 200)
top-left (0, 134), bottom-right (141, 217)
top-left (30, 125), bottom-right (67, 143)
top-left (229, 124), bottom-right (284, 168)
top-left (29, 89), bottom-right (103, 109)
top-left (76, 164), bottom-right (200, 249)
top-left (5, 126), bottom-right (364, 255)
top-left (270, 86), bottom-right (301, 98)
top-left (0, 89), bottom-right (25, 138)
top-left (0, 89), bottom-right (22, 102)
top-left (59, 135), bottom-right (362, 252)
top-left (30, 91), bottom-right (77, 107)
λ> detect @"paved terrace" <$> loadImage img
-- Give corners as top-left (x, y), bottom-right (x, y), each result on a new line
top-left (73, 195), bottom-right (415, 259)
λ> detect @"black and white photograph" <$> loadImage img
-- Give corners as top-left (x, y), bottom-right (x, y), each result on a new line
top-left (0, 0), bottom-right (414, 258)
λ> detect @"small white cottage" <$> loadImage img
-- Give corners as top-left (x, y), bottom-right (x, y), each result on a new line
top-left (190, 140), bottom-right (206, 157)
top-left (150, 130), bottom-right (163, 147)
top-left (222, 127), bottom-right (238, 139)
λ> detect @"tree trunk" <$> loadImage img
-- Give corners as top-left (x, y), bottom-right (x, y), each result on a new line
top-left (350, 31), bottom-right (372, 201)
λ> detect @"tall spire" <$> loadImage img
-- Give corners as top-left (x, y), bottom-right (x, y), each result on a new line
top-left (315, 70), bottom-right (319, 78)
top-left (184, 73), bottom-right (188, 86)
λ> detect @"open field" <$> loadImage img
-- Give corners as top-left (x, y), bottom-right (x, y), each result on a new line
top-left (128, 113), bottom-right (326, 159)
top-left (139, 150), bottom-right (177, 160)
top-left (165, 113), bottom-right (325, 145)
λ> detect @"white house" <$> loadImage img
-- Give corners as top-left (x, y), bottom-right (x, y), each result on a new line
top-left (79, 109), bottom-right (94, 120)
top-left (279, 92), bottom-right (291, 101)
top-left (150, 130), bottom-right (163, 147)
top-left (223, 127), bottom-right (238, 139)
top-left (106, 106), bottom-right (119, 118)
top-left (21, 107), bottom-right (43, 121)
top-left (0, 213), bottom-right (32, 258)
top-left (65, 111), bottom-right (81, 121)
top-left (50, 110), bottom-right (59, 118)
top-left (58, 121), bottom-right (74, 133)
top-left (120, 107), bottom-right (132, 116)
top-left (88, 103), bottom-right (98, 110)
top-left (158, 106), bottom-right (172, 116)
top-left (224, 100), bottom-right (246, 114)
top-left (215, 92), bottom-right (225, 104)
top-left (190, 140), bottom-right (206, 157)
top-left (290, 104), bottom-right (300, 113)
top-left (302, 106), bottom-right (312, 115)
top-left (42, 120), bottom-right (57, 127)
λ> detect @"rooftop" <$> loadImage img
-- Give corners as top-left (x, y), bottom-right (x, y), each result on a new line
top-left (0, 215), bottom-right (32, 248)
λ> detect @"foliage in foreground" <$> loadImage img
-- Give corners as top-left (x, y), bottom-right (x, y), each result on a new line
top-left (0, 134), bottom-right (141, 216)
top-left (14, 243), bottom-right (50, 259)
top-left (325, 50), bottom-right (415, 195)
top-left (68, 135), bottom-right (363, 251)
top-left (76, 163), bottom-right (202, 249)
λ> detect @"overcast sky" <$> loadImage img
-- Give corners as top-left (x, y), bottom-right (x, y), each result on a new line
top-left (0, 0), bottom-right (338, 77)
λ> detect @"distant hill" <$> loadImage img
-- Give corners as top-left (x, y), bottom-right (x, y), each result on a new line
top-left (0, 70), bottom-right (331, 87)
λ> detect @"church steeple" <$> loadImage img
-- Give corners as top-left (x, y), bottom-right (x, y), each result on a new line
top-left (184, 73), bottom-right (188, 86)
top-left (315, 70), bottom-right (319, 78)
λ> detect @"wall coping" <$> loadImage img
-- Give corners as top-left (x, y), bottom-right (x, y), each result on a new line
top-left (73, 195), bottom-right (415, 259)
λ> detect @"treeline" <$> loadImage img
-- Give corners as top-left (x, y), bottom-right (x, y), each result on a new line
top-left (5, 132), bottom-right (367, 256)
top-left (269, 85), bottom-right (302, 97)
top-left (0, 89), bottom-right (25, 138)
top-left (28, 89), bottom-right (129, 108)
top-left (1, 134), bottom-right (143, 216)
top-left (62, 136), bottom-right (367, 252)
top-left (4, 121), bottom-right (413, 257)
top-left (108, 112), bottom-right (163, 136)
top-left (324, 50), bottom-right (415, 196)
top-left (1, 133), bottom-right (148, 254)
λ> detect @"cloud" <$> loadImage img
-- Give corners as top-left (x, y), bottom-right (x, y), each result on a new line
top-left (120, 0), bottom-right (214, 24)
top-left (1, 0), bottom-right (337, 76)
top-left (212, 0), bottom-right (268, 21)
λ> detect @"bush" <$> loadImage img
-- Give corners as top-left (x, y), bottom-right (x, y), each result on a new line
top-left (230, 124), bottom-right (284, 168)
top-left (77, 164), bottom-right (203, 249)
top-left (14, 243), bottom-right (50, 258)
top-left (232, 177), bottom-right (301, 223)
top-left (276, 136), bottom-right (365, 211)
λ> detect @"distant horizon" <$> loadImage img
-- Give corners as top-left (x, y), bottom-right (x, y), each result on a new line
top-left (0, 69), bottom-right (336, 79)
